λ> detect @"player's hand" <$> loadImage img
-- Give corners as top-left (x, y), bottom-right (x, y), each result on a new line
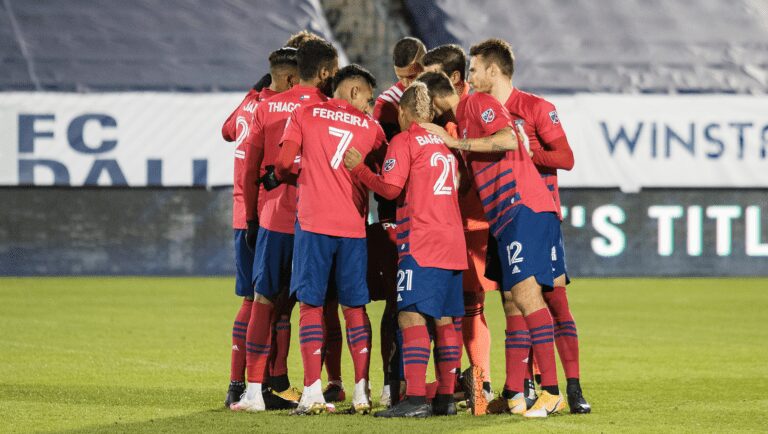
top-left (343, 147), bottom-right (363, 170)
top-left (245, 219), bottom-right (258, 251)
top-left (419, 122), bottom-right (457, 148)
top-left (259, 165), bottom-right (281, 191)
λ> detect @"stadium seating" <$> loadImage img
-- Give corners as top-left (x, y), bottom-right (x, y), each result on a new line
top-left (404, 0), bottom-right (768, 94)
top-left (0, 0), bottom-right (346, 91)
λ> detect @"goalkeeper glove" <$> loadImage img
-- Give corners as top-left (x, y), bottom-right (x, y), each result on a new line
top-left (245, 219), bottom-right (259, 252)
top-left (259, 165), bottom-right (282, 191)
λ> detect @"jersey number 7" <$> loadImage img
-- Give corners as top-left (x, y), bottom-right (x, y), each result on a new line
top-left (329, 127), bottom-right (354, 169)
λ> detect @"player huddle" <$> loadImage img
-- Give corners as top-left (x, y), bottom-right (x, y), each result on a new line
top-left (220, 31), bottom-right (591, 418)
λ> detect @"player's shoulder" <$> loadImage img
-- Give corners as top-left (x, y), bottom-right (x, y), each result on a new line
top-left (516, 88), bottom-right (556, 111)
top-left (377, 82), bottom-right (404, 105)
top-left (465, 92), bottom-right (506, 123)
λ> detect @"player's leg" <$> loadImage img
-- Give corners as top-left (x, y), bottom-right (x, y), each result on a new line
top-left (545, 226), bottom-right (590, 413)
top-left (336, 235), bottom-right (373, 414)
top-left (322, 283), bottom-right (345, 402)
top-left (290, 224), bottom-right (337, 415)
top-left (266, 287), bottom-right (300, 406)
top-left (432, 268), bottom-right (463, 416)
top-left (226, 230), bottom-right (253, 407)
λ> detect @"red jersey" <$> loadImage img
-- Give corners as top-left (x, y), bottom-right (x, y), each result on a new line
top-left (282, 98), bottom-right (387, 238)
top-left (504, 88), bottom-right (569, 220)
top-left (227, 87), bottom-right (276, 229)
top-left (457, 92), bottom-right (557, 237)
top-left (381, 123), bottom-right (467, 270)
top-left (446, 120), bottom-right (488, 233)
top-left (373, 81), bottom-right (405, 130)
top-left (246, 85), bottom-right (326, 234)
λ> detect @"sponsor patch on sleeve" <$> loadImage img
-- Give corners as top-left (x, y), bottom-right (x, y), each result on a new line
top-left (383, 158), bottom-right (396, 172)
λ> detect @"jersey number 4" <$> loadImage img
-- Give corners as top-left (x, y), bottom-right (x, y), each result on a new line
top-left (430, 152), bottom-right (458, 195)
top-left (329, 127), bottom-right (354, 169)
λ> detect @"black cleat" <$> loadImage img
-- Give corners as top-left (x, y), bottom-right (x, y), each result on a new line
top-left (262, 386), bottom-right (299, 410)
top-left (373, 396), bottom-right (432, 418)
top-left (225, 381), bottom-right (245, 408)
top-left (431, 394), bottom-right (457, 416)
top-left (566, 381), bottom-right (591, 414)
top-left (322, 383), bottom-right (346, 403)
top-left (524, 379), bottom-right (538, 409)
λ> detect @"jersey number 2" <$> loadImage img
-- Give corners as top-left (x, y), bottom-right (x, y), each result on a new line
top-left (430, 152), bottom-right (458, 195)
top-left (329, 127), bottom-right (354, 169)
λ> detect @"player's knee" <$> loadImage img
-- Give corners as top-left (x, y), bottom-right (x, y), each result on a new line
top-left (397, 310), bottom-right (426, 328)
top-left (511, 278), bottom-right (547, 315)
top-left (501, 293), bottom-right (521, 316)
top-left (255, 293), bottom-right (274, 305)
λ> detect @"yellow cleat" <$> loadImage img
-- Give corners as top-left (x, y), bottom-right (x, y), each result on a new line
top-left (274, 387), bottom-right (301, 403)
top-left (486, 393), bottom-right (527, 415)
top-left (509, 394), bottom-right (528, 415)
top-left (522, 391), bottom-right (566, 418)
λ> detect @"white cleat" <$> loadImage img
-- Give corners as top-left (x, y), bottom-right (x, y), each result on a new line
top-left (380, 384), bottom-right (391, 408)
top-left (230, 382), bottom-right (265, 412)
top-left (351, 379), bottom-right (372, 414)
top-left (291, 380), bottom-right (328, 415)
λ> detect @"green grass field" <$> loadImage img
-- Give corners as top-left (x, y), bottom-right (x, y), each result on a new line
top-left (1, 277), bottom-right (767, 433)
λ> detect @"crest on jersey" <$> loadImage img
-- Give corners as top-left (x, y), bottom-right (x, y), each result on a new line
top-left (549, 110), bottom-right (560, 124)
top-left (481, 108), bottom-right (495, 124)
top-left (383, 158), bottom-right (396, 172)
top-left (514, 119), bottom-right (525, 127)
top-left (299, 94), bottom-right (310, 101)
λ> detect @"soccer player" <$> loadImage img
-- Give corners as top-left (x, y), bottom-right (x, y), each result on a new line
top-left (268, 64), bottom-right (386, 415)
top-left (221, 47), bottom-right (296, 408)
top-left (419, 53), bottom-right (566, 417)
top-left (343, 82), bottom-right (467, 418)
top-left (230, 39), bottom-right (338, 412)
top-left (422, 44), bottom-right (498, 412)
top-left (493, 42), bottom-right (590, 414)
top-left (369, 36), bottom-right (426, 406)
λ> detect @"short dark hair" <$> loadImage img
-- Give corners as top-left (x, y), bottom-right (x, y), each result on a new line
top-left (423, 44), bottom-right (466, 81)
top-left (469, 38), bottom-right (514, 78)
top-left (416, 71), bottom-right (455, 98)
top-left (393, 37), bottom-right (426, 68)
top-left (333, 64), bottom-right (376, 93)
top-left (269, 47), bottom-right (298, 69)
top-left (285, 30), bottom-right (324, 49)
top-left (297, 39), bottom-right (338, 81)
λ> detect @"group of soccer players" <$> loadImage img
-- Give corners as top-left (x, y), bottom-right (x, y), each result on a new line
top-left (220, 30), bottom-right (591, 418)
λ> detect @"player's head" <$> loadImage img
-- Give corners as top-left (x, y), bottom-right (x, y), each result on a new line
top-left (468, 38), bottom-right (514, 93)
top-left (268, 47), bottom-right (298, 92)
top-left (333, 64), bottom-right (377, 114)
top-left (297, 39), bottom-right (339, 94)
top-left (398, 82), bottom-right (434, 129)
top-left (392, 37), bottom-right (426, 87)
top-left (416, 71), bottom-right (457, 116)
top-left (422, 44), bottom-right (466, 88)
top-left (285, 30), bottom-right (324, 49)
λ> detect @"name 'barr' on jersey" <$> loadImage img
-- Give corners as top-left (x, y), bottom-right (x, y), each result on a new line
top-left (456, 92), bottom-right (557, 238)
top-left (281, 98), bottom-right (387, 238)
top-left (381, 123), bottom-right (468, 271)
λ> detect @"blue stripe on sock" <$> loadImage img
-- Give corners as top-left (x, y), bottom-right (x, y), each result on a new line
top-left (348, 334), bottom-right (370, 345)
top-left (528, 324), bottom-right (554, 333)
top-left (234, 321), bottom-right (248, 326)
top-left (300, 337), bottom-right (323, 344)
top-left (531, 338), bottom-right (554, 345)
top-left (555, 332), bottom-right (578, 338)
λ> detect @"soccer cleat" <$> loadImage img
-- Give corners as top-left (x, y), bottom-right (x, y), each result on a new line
top-left (291, 380), bottom-right (328, 416)
top-left (431, 394), bottom-right (457, 416)
top-left (323, 381), bottom-right (346, 403)
top-left (274, 386), bottom-right (301, 403)
top-left (230, 383), bottom-right (266, 412)
top-left (522, 391), bottom-right (566, 418)
top-left (263, 387), bottom-right (299, 410)
top-left (225, 381), bottom-right (245, 408)
top-left (508, 393), bottom-right (528, 415)
top-left (482, 382), bottom-right (494, 403)
top-left (373, 396), bottom-right (432, 418)
top-left (567, 382), bottom-right (592, 414)
top-left (524, 379), bottom-right (538, 409)
top-left (462, 365), bottom-right (487, 415)
top-left (379, 385), bottom-right (391, 408)
top-left (348, 379), bottom-right (372, 414)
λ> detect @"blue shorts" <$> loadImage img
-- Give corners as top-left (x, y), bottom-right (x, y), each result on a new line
top-left (397, 255), bottom-right (464, 319)
top-left (495, 206), bottom-right (559, 291)
top-left (290, 222), bottom-right (370, 308)
top-left (234, 229), bottom-right (255, 297)
top-left (253, 227), bottom-right (294, 299)
top-left (551, 224), bottom-right (571, 284)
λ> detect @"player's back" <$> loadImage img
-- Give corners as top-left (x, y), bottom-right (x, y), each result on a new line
top-left (253, 84), bottom-right (326, 234)
top-left (392, 124), bottom-right (467, 270)
top-left (285, 98), bottom-right (385, 238)
top-left (457, 92), bottom-right (556, 236)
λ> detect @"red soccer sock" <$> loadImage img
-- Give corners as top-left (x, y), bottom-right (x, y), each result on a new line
top-left (463, 300), bottom-right (492, 382)
top-left (401, 325), bottom-right (430, 397)
top-left (426, 380), bottom-right (438, 399)
top-left (299, 304), bottom-right (324, 387)
top-left (323, 299), bottom-right (343, 382)
top-left (269, 315), bottom-right (291, 378)
top-left (245, 300), bottom-right (274, 383)
top-left (504, 315), bottom-right (530, 394)
top-left (343, 306), bottom-right (372, 383)
top-left (525, 308), bottom-right (559, 391)
top-left (230, 298), bottom-right (252, 382)
top-left (545, 286), bottom-right (580, 379)
top-left (435, 323), bottom-right (461, 395)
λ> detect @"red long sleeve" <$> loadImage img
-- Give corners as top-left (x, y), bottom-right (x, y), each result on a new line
top-left (351, 164), bottom-right (402, 200)
top-left (531, 135), bottom-right (574, 170)
top-left (243, 137), bottom-right (264, 221)
top-left (274, 140), bottom-right (301, 181)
